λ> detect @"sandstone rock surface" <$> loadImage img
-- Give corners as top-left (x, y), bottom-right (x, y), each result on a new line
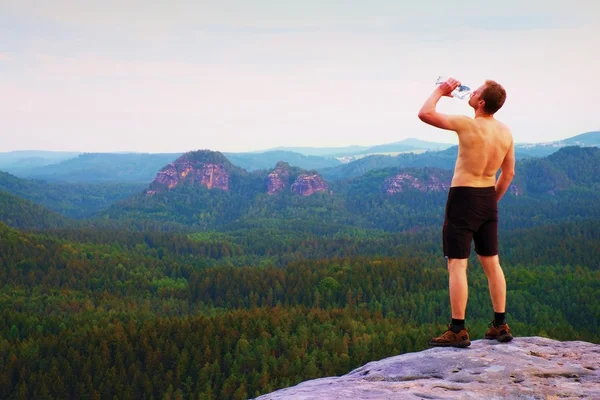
top-left (147, 161), bottom-right (230, 195)
top-left (384, 173), bottom-right (450, 194)
top-left (267, 164), bottom-right (290, 195)
top-left (291, 174), bottom-right (328, 196)
top-left (255, 337), bottom-right (600, 399)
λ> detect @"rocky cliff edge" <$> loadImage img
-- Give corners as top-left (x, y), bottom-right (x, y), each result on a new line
top-left (255, 337), bottom-right (600, 399)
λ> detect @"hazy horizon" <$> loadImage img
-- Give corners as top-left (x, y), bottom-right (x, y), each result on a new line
top-left (1, 1), bottom-right (598, 153)
top-left (1, 131), bottom-right (599, 155)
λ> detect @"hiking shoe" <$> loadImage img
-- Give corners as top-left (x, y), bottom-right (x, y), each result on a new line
top-left (485, 322), bottom-right (513, 342)
top-left (429, 325), bottom-right (471, 348)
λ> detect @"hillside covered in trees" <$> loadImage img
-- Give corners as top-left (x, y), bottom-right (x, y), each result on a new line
top-left (1, 145), bottom-right (599, 399)
top-left (1, 218), bottom-right (599, 399)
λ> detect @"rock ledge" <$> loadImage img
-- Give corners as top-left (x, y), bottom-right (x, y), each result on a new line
top-left (255, 337), bottom-right (600, 399)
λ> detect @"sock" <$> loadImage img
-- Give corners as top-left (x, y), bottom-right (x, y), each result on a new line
top-left (494, 312), bottom-right (506, 327)
top-left (451, 318), bottom-right (465, 333)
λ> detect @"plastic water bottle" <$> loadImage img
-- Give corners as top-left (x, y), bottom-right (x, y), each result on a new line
top-left (435, 76), bottom-right (472, 100)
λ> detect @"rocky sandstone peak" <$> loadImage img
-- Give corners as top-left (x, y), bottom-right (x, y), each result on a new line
top-left (290, 174), bottom-right (328, 196)
top-left (384, 172), bottom-right (450, 194)
top-left (267, 163), bottom-right (291, 195)
top-left (256, 337), bottom-right (600, 399)
top-left (146, 151), bottom-right (231, 195)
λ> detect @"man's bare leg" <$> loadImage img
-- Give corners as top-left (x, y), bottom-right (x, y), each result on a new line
top-left (448, 258), bottom-right (469, 319)
top-left (479, 254), bottom-right (513, 341)
top-left (429, 257), bottom-right (471, 347)
top-left (477, 255), bottom-right (506, 312)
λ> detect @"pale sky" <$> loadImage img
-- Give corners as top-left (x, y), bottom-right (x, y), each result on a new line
top-left (1, 0), bottom-right (598, 153)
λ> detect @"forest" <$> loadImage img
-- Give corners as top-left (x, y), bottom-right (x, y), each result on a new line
top-left (1, 217), bottom-right (599, 399)
top-left (1, 145), bottom-right (599, 399)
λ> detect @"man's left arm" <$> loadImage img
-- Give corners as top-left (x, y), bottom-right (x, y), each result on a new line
top-left (418, 78), bottom-right (470, 132)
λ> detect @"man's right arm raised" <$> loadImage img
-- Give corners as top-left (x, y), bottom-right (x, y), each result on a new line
top-left (495, 139), bottom-right (516, 202)
top-left (418, 79), bottom-right (471, 133)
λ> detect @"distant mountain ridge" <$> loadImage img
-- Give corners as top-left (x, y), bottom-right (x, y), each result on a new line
top-left (266, 138), bottom-right (454, 157)
top-left (17, 152), bottom-right (184, 183)
top-left (562, 130), bottom-right (600, 145)
top-left (4, 150), bottom-right (341, 182)
top-left (515, 131), bottom-right (600, 158)
top-left (321, 131), bottom-right (600, 181)
top-left (0, 150), bottom-right (80, 167)
top-left (261, 132), bottom-right (600, 159)
top-left (320, 146), bottom-right (459, 181)
top-left (95, 146), bottom-right (600, 232)
top-left (2, 131), bottom-right (598, 183)
top-left (2, 145), bottom-right (600, 233)
top-left (263, 145), bottom-right (370, 157)
top-left (224, 150), bottom-right (341, 171)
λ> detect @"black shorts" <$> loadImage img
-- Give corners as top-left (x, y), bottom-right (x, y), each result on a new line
top-left (443, 186), bottom-right (498, 259)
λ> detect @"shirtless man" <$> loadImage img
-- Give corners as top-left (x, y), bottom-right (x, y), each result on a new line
top-left (418, 78), bottom-right (515, 348)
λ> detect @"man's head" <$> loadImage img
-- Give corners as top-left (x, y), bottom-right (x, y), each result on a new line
top-left (469, 80), bottom-right (506, 115)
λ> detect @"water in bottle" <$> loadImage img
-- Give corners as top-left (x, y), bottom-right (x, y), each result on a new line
top-left (435, 76), bottom-right (472, 100)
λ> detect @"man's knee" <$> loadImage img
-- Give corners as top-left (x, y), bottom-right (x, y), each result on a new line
top-left (447, 258), bottom-right (468, 271)
top-left (478, 254), bottom-right (499, 263)
top-left (478, 254), bottom-right (502, 272)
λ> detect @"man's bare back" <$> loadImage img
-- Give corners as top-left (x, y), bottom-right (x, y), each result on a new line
top-left (452, 116), bottom-right (513, 188)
